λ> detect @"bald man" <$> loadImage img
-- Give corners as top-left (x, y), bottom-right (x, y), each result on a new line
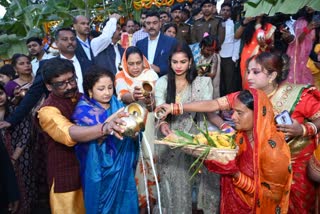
top-left (73, 15), bottom-right (94, 61)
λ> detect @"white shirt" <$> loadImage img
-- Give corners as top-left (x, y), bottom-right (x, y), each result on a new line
top-left (77, 36), bottom-right (92, 60)
top-left (113, 42), bottom-right (121, 73)
top-left (60, 55), bottom-right (83, 93)
top-left (147, 33), bottom-right (160, 64)
top-left (91, 17), bottom-right (121, 73)
top-left (31, 52), bottom-right (54, 75)
top-left (219, 18), bottom-right (240, 62)
top-left (91, 18), bottom-right (117, 57)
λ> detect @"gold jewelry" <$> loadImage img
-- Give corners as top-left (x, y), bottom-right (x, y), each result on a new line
top-left (89, 93), bottom-right (92, 99)
top-left (267, 84), bottom-right (278, 98)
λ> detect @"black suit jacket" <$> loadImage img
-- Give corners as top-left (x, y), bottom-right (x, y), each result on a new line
top-left (75, 38), bottom-right (94, 62)
top-left (94, 44), bottom-right (125, 75)
top-left (5, 54), bottom-right (93, 126)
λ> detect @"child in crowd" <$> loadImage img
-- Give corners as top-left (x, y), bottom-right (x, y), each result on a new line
top-left (197, 35), bottom-right (221, 99)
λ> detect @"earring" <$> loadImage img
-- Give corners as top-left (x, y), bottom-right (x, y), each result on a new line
top-left (268, 79), bottom-right (273, 84)
top-left (89, 93), bottom-right (92, 99)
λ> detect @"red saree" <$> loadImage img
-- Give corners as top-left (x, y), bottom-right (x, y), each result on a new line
top-left (205, 89), bottom-right (292, 213)
top-left (271, 83), bottom-right (320, 213)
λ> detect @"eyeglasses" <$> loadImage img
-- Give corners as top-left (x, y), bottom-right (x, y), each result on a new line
top-left (51, 75), bottom-right (77, 90)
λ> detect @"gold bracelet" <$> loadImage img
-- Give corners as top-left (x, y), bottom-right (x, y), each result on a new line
top-left (301, 124), bottom-right (307, 137)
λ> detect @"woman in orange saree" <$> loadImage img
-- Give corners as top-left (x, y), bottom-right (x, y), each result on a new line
top-left (156, 52), bottom-right (320, 212)
top-left (204, 89), bottom-right (292, 213)
top-left (236, 15), bottom-right (275, 89)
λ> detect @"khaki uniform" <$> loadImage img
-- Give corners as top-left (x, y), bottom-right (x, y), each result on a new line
top-left (176, 22), bottom-right (192, 44)
top-left (191, 16), bottom-right (225, 47)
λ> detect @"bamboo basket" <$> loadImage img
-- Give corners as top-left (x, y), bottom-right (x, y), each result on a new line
top-left (155, 140), bottom-right (238, 164)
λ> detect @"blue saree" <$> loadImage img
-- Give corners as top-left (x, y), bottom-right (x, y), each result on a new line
top-left (72, 95), bottom-right (139, 214)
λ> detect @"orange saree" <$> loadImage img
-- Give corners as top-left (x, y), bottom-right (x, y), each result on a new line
top-left (240, 24), bottom-right (275, 89)
top-left (205, 89), bottom-right (292, 213)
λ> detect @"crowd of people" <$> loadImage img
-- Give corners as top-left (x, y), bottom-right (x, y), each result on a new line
top-left (1, 0), bottom-right (320, 213)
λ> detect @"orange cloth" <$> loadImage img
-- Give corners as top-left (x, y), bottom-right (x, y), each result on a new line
top-left (206, 89), bottom-right (292, 213)
top-left (38, 106), bottom-right (76, 147)
top-left (50, 180), bottom-right (85, 214)
top-left (115, 48), bottom-right (158, 99)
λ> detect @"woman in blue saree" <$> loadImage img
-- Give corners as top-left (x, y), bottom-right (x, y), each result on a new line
top-left (72, 66), bottom-right (139, 214)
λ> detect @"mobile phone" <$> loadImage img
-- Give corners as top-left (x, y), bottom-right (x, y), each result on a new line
top-left (275, 110), bottom-right (293, 125)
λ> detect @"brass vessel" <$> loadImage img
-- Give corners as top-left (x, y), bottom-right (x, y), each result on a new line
top-left (121, 103), bottom-right (147, 137)
top-left (141, 81), bottom-right (154, 97)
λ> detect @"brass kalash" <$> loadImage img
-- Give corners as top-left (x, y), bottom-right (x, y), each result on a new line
top-left (121, 103), bottom-right (147, 137)
top-left (120, 81), bottom-right (154, 137)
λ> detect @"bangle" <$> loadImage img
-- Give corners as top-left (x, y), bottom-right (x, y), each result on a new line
top-left (233, 172), bottom-right (254, 194)
top-left (219, 122), bottom-right (228, 130)
top-left (305, 122), bottom-right (318, 136)
top-left (301, 124), bottom-right (307, 137)
top-left (101, 122), bottom-right (109, 135)
top-left (303, 27), bottom-right (311, 35)
top-left (172, 103), bottom-right (183, 115)
top-left (131, 93), bottom-right (136, 102)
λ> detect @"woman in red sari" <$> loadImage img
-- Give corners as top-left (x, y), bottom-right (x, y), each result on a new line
top-left (157, 52), bottom-right (320, 212)
top-left (205, 89), bottom-right (292, 213)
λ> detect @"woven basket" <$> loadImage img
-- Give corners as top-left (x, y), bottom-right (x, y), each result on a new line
top-left (155, 140), bottom-right (238, 164)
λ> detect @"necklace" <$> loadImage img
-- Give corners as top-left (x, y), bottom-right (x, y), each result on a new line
top-left (267, 84), bottom-right (278, 98)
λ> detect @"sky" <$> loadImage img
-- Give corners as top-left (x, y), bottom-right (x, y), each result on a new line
top-left (0, 5), bottom-right (5, 18)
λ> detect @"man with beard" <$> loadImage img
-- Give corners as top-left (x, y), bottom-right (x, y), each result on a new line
top-left (91, 13), bottom-right (124, 75)
top-left (191, 0), bottom-right (225, 47)
top-left (73, 15), bottom-right (94, 62)
top-left (26, 37), bottom-right (54, 75)
top-left (37, 58), bottom-right (128, 213)
top-left (132, 10), bottom-right (148, 46)
top-left (136, 11), bottom-right (177, 76)
top-left (0, 28), bottom-right (92, 128)
top-left (170, 4), bottom-right (192, 44)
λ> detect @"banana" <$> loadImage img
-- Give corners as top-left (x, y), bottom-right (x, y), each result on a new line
top-left (193, 134), bottom-right (208, 145)
top-left (216, 135), bottom-right (231, 148)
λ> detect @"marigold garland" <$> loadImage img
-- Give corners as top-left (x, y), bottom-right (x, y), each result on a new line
top-left (133, 0), bottom-right (192, 10)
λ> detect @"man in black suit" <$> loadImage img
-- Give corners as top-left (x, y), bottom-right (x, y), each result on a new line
top-left (73, 15), bottom-right (94, 62)
top-left (91, 13), bottom-right (124, 75)
top-left (0, 28), bottom-right (93, 129)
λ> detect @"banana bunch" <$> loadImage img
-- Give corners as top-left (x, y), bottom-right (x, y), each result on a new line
top-left (193, 131), bottom-right (236, 149)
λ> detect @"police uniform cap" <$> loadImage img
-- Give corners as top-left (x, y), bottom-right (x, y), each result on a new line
top-left (201, 0), bottom-right (217, 8)
top-left (171, 4), bottom-right (183, 12)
